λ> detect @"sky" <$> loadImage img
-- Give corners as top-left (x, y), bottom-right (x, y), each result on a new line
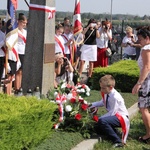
top-left (0, 0), bottom-right (150, 17)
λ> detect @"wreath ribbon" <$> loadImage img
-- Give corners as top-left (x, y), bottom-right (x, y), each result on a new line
top-left (54, 94), bottom-right (66, 129)
top-left (29, 4), bottom-right (56, 19)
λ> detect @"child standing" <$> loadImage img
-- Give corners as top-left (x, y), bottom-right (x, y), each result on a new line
top-left (89, 75), bottom-right (130, 148)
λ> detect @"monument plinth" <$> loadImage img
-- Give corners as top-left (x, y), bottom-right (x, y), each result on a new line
top-left (22, 0), bottom-right (55, 95)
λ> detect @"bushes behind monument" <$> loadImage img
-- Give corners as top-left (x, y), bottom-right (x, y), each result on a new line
top-left (92, 60), bottom-right (140, 92)
top-left (0, 94), bottom-right (57, 150)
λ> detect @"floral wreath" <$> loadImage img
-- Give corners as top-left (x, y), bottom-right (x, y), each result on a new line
top-left (48, 81), bottom-right (99, 138)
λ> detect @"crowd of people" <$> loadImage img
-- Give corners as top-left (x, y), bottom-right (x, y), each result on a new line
top-left (1, 14), bottom-right (150, 147)
top-left (54, 17), bottom-right (144, 87)
top-left (0, 13), bottom-right (27, 95)
top-left (1, 15), bottom-right (143, 93)
top-left (54, 17), bottom-right (150, 147)
top-left (54, 17), bottom-right (114, 87)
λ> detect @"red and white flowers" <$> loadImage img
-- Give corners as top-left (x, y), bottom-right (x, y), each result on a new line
top-left (75, 83), bottom-right (91, 96)
top-left (48, 81), bottom-right (98, 138)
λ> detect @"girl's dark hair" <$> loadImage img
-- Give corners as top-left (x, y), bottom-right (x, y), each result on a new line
top-left (18, 13), bottom-right (27, 21)
top-left (137, 26), bottom-right (150, 38)
top-left (55, 23), bottom-right (63, 30)
top-left (86, 18), bottom-right (96, 27)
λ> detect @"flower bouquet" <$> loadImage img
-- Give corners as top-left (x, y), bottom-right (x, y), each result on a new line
top-left (47, 81), bottom-right (99, 138)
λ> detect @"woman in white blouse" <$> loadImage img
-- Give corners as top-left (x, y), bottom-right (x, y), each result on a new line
top-left (94, 20), bottom-right (112, 67)
top-left (132, 26), bottom-right (150, 144)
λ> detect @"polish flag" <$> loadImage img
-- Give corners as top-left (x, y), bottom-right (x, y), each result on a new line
top-left (11, 0), bottom-right (18, 9)
top-left (73, 0), bottom-right (82, 35)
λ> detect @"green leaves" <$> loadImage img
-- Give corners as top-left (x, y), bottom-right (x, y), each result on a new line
top-left (92, 60), bottom-right (140, 92)
top-left (0, 93), bottom-right (57, 150)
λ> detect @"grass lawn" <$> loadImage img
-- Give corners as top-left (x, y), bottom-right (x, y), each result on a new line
top-left (33, 90), bottom-right (139, 150)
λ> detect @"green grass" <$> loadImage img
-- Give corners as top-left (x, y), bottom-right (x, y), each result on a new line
top-left (33, 90), bottom-right (138, 150)
top-left (32, 132), bottom-right (83, 150)
top-left (85, 90), bottom-right (137, 109)
top-left (93, 113), bottom-right (150, 150)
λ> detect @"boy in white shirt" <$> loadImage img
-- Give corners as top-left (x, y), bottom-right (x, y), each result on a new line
top-left (89, 75), bottom-right (130, 148)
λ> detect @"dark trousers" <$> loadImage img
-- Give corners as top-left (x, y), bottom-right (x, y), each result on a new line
top-left (96, 115), bottom-right (121, 143)
top-left (0, 57), bottom-right (5, 84)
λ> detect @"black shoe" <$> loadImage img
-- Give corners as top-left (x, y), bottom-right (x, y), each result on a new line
top-left (139, 136), bottom-right (150, 144)
top-left (113, 143), bottom-right (124, 148)
top-left (14, 89), bottom-right (19, 95)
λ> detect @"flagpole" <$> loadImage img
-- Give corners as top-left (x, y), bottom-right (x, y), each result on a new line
top-left (5, 49), bottom-right (8, 77)
top-left (24, 0), bottom-right (29, 7)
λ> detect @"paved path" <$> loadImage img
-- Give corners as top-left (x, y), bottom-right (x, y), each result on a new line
top-left (71, 103), bottom-right (139, 150)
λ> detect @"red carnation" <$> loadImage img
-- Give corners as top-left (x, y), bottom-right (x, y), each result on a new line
top-left (93, 115), bottom-right (99, 122)
top-left (82, 84), bottom-right (86, 89)
top-left (81, 104), bottom-right (88, 110)
top-left (66, 84), bottom-right (72, 89)
top-left (79, 98), bottom-right (84, 103)
top-left (70, 97), bottom-right (76, 103)
top-left (75, 113), bottom-right (82, 120)
top-left (77, 83), bottom-right (81, 86)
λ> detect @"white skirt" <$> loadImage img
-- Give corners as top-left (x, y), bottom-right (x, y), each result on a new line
top-left (80, 44), bottom-right (97, 61)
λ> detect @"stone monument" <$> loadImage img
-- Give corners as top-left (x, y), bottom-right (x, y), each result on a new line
top-left (22, 0), bottom-right (55, 95)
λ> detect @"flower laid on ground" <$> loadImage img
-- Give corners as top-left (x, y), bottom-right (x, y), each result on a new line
top-left (47, 81), bottom-right (98, 138)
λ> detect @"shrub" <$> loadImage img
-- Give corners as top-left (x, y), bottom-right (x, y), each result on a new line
top-left (92, 60), bottom-right (140, 92)
top-left (0, 94), bottom-right (57, 150)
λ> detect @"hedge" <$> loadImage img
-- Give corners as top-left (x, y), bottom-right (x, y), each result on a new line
top-left (92, 60), bottom-right (140, 92)
top-left (0, 94), bottom-right (57, 150)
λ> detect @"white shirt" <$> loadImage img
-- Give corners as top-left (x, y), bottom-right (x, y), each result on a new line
top-left (62, 33), bottom-right (73, 54)
top-left (96, 27), bottom-right (112, 48)
top-left (55, 34), bottom-right (65, 54)
top-left (17, 29), bottom-right (27, 55)
top-left (0, 30), bottom-right (5, 57)
top-left (91, 88), bottom-right (129, 118)
top-left (122, 35), bottom-right (137, 55)
top-left (138, 44), bottom-right (150, 72)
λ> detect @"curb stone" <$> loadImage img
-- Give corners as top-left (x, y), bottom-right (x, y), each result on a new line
top-left (71, 102), bottom-right (139, 150)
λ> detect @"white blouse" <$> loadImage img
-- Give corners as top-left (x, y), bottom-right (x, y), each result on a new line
top-left (96, 27), bottom-right (112, 48)
top-left (138, 44), bottom-right (150, 71)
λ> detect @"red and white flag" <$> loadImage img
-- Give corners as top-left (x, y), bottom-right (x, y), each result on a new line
top-left (73, 0), bottom-right (82, 35)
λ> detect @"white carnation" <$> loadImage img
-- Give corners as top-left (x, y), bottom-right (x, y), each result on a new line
top-left (61, 82), bottom-right (66, 89)
top-left (86, 87), bottom-right (90, 92)
top-left (66, 93), bottom-right (73, 100)
top-left (77, 85), bottom-right (82, 88)
top-left (80, 88), bottom-right (85, 93)
top-left (77, 89), bottom-right (81, 93)
top-left (65, 105), bottom-right (72, 112)
top-left (86, 92), bottom-right (90, 96)
top-left (62, 100), bottom-right (67, 104)
top-left (54, 92), bottom-right (58, 97)
top-left (84, 100), bottom-right (88, 104)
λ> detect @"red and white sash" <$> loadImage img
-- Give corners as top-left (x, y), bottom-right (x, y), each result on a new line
top-left (115, 113), bottom-right (130, 144)
top-left (61, 34), bottom-right (72, 62)
top-left (61, 34), bottom-right (71, 50)
top-left (101, 92), bottom-right (107, 108)
top-left (12, 47), bottom-right (18, 61)
top-left (55, 35), bottom-right (65, 55)
top-left (18, 31), bottom-right (26, 44)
